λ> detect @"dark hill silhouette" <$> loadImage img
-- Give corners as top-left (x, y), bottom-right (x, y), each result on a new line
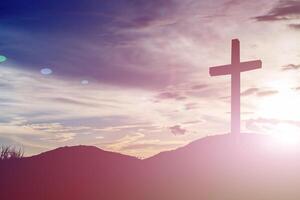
top-left (1, 133), bottom-right (300, 200)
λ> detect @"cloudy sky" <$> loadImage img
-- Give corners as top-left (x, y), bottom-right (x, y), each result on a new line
top-left (0, 0), bottom-right (299, 158)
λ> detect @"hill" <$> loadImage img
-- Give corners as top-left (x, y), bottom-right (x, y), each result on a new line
top-left (1, 133), bottom-right (300, 200)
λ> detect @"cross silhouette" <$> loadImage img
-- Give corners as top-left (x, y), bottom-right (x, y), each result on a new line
top-left (209, 39), bottom-right (262, 135)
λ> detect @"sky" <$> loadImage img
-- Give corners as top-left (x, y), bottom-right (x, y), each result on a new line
top-left (0, 0), bottom-right (299, 158)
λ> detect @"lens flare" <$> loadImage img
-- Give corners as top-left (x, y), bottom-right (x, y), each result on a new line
top-left (40, 68), bottom-right (53, 75)
top-left (81, 80), bottom-right (89, 85)
top-left (0, 55), bottom-right (7, 63)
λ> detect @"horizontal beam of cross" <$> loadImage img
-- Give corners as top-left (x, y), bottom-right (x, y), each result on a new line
top-left (209, 60), bottom-right (262, 76)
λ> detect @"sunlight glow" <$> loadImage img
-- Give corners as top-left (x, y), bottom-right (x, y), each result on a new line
top-left (266, 124), bottom-right (300, 151)
top-left (255, 80), bottom-right (300, 150)
top-left (257, 81), bottom-right (300, 120)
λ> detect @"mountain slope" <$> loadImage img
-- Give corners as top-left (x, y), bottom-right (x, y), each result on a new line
top-left (1, 134), bottom-right (300, 200)
top-left (0, 145), bottom-right (143, 200)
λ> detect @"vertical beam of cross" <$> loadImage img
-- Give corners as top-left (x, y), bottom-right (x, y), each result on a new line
top-left (209, 39), bottom-right (262, 135)
top-left (231, 39), bottom-right (240, 135)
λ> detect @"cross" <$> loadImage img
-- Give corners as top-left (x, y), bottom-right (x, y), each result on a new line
top-left (209, 39), bottom-right (262, 135)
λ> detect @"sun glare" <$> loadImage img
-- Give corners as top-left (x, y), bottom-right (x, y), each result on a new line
top-left (257, 81), bottom-right (300, 120)
top-left (259, 123), bottom-right (300, 152)
top-left (255, 80), bottom-right (300, 149)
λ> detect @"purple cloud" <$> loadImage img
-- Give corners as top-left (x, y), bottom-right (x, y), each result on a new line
top-left (254, 0), bottom-right (300, 21)
top-left (169, 125), bottom-right (186, 136)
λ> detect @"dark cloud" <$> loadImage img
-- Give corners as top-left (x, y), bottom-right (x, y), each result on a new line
top-left (289, 23), bottom-right (300, 29)
top-left (257, 90), bottom-right (278, 97)
top-left (183, 120), bottom-right (203, 125)
top-left (219, 95), bottom-right (230, 100)
top-left (281, 63), bottom-right (300, 71)
top-left (190, 84), bottom-right (208, 90)
top-left (240, 87), bottom-right (278, 97)
top-left (241, 88), bottom-right (259, 96)
top-left (254, 0), bottom-right (300, 21)
top-left (156, 92), bottom-right (187, 101)
top-left (185, 103), bottom-right (198, 110)
top-left (169, 125), bottom-right (186, 135)
top-left (50, 97), bottom-right (99, 107)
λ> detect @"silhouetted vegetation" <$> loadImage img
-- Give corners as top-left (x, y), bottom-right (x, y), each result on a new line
top-left (0, 145), bottom-right (23, 160)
